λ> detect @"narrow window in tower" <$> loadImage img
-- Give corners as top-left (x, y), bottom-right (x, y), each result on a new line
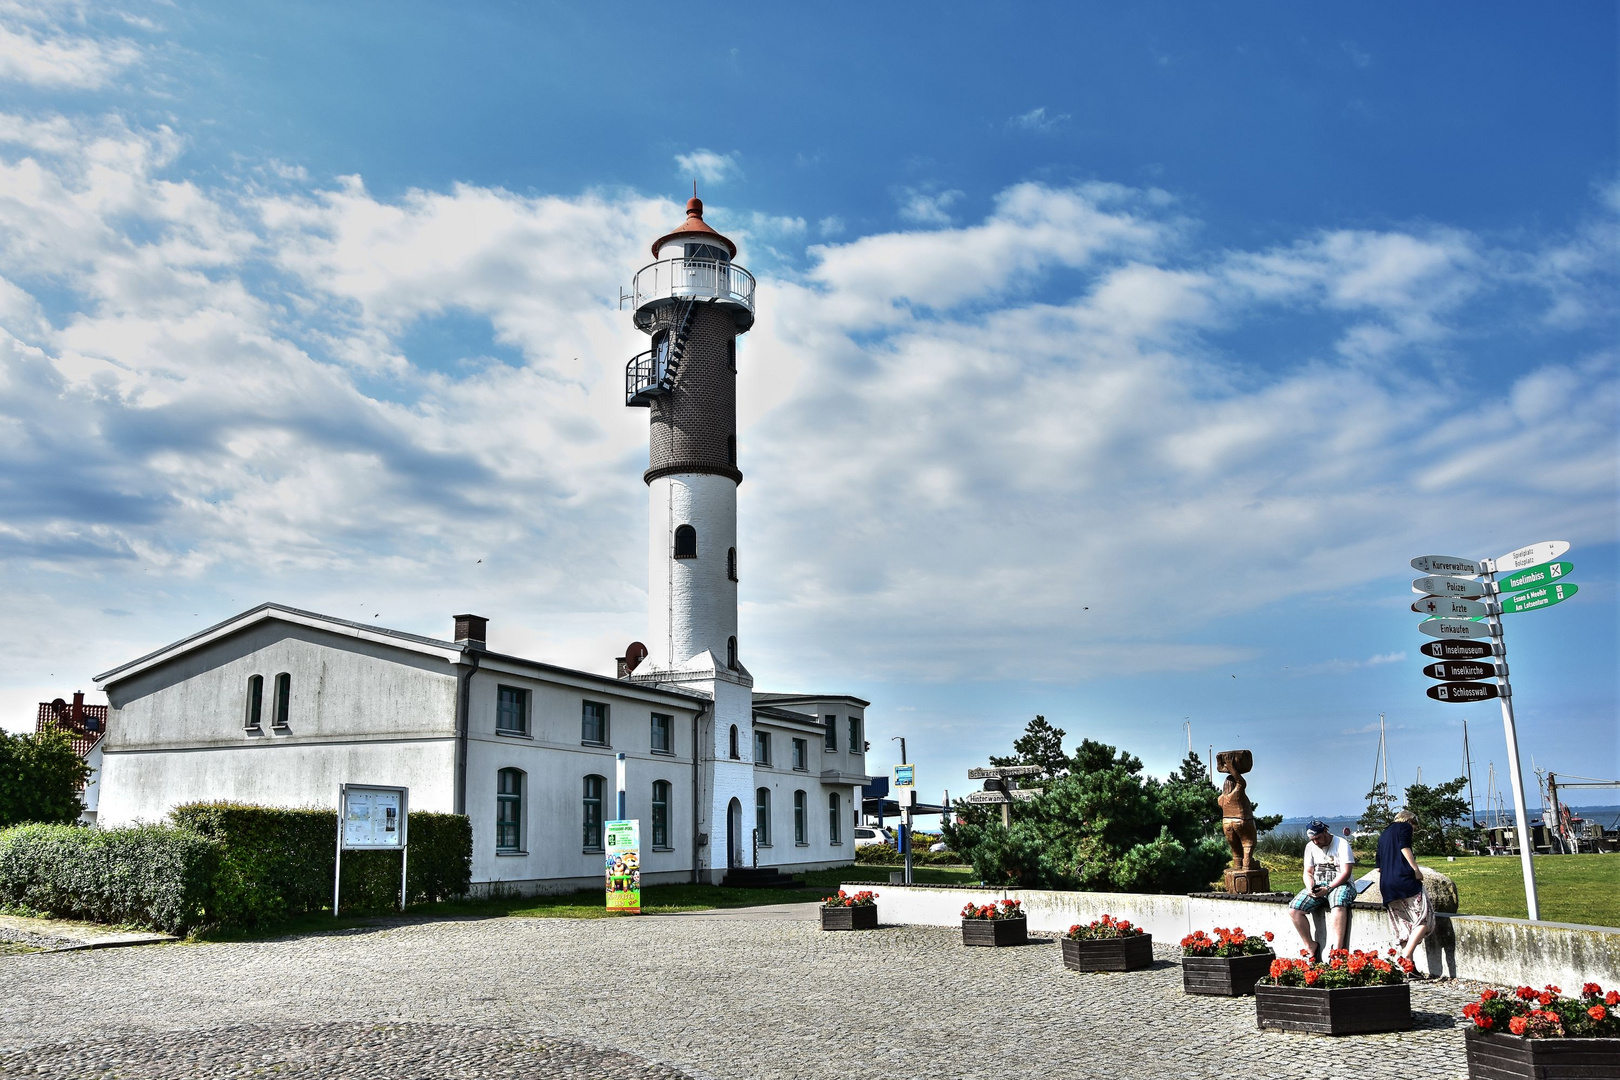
top-left (727, 636), bottom-right (739, 670)
top-left (651, 330), bottom-right (671, 382)
top-left (727, 338), bottom-right (737, 373)
top-left (726, 434), bottom-right (736, 465)
top-left (727, 548), bottom-right (738, 582)
top-left (729, 724), bottom-right (740, 760)
top-left (673, 524), bottom-right (697, 559)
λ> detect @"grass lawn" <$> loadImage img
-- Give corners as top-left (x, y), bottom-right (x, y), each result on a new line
top-left (1258, 852), bottom-right (1618, 927)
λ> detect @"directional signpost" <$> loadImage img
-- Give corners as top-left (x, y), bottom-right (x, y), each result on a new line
top-left (966, 764), bottom-right (1042, 828)
top-left (1408, 540), bottom-right (1578, 923)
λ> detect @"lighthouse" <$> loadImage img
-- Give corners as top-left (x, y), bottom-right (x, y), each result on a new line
top-left (626, 194), bottom-right (758, 879)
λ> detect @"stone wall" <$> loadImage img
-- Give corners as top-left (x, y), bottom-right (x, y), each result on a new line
top-left (850, 882), bottom-right (1620, 992)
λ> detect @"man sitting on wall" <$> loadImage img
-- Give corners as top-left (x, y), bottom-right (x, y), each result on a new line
top-left (1288, 820), bottom-right (1356, 961)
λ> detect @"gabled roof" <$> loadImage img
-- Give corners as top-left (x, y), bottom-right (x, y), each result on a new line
top-left (753, 691), bottom-right (871, 709)
top-left (93, 603), bottom-right (706, 704)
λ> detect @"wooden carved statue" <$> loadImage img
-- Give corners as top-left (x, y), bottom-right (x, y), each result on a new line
top-left (1216, 749), bottom-right (1271, 894)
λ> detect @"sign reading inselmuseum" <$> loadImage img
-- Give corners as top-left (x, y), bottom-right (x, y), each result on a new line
top-left (1426, 682), bottom-right (1500, 703)
top-left (1419, 639), bottom-right (1498, 660)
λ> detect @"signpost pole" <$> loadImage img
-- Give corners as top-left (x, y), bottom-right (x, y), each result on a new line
top-left (1484, 560), bottom-right (1540, 921)
top-left (333, 785), bottom-right (345, 917)
top-left (903, 788), bottom-right (914, 886)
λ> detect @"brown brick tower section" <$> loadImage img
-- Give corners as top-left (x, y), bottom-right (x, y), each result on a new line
top-left (645, 302), bottom-right (743, 485)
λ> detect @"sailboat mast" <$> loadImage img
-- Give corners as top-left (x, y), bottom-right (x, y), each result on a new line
top-left (1463, 718), bottom-right (1478, 830)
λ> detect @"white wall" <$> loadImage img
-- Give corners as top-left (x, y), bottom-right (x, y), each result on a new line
top-left (98, 622), bottom-right (458, 824)
top-left (647, 474), bottom-right (738, 671)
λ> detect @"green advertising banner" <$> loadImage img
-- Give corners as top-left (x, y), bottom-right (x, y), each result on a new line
top-left (605, 819), bottom-right (640, 914)
top-left (1500, 581), bottom-right (1577, 615)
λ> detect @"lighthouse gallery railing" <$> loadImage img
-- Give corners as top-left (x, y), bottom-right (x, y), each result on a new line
top-left (633, 257), bottom-right (755, 313)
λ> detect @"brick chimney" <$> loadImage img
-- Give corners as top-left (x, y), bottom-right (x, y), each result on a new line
top-left (453, 614), bottom-right (487, 650)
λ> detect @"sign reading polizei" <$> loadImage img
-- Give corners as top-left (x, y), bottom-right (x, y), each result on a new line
top-left (1418, 618), bottom-right (1498, 640)
top-left (1410, 554), bottom-right (1486, 576)
top-left (1426, 682), bottom-right (1501, 703)
top-left (1412, 574), bottom-right (1489, 599)
top-left (1499, 561), bottom-right (1572, 593)
top-left (1422, 661), bottom-right (1497, 681)
top-left (1492, 540), bottom-right (1570, 573)
top-left (1500, 582), bottom-right (1578, 615)
top-left (1419, 639), bottom-right (1498, 660)
top-left (1411, 596), bottom-right (1489, 618)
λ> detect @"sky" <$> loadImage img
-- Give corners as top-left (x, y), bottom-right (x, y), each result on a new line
top-left (0, 1), bottom-right (1615, 818)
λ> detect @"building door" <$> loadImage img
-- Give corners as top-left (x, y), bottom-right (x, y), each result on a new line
top-left (726, 797), bottom-right (743, 869)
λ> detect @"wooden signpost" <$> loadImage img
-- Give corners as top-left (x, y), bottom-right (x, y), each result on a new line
top-left (965, 765), bottom-right (1042, 827)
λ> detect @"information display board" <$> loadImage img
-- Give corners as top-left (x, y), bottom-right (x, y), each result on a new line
top-left (605, 819), bottom-right (640, 914)
top-left (341, 785), bottom-right (407, 849)
top-left (893, 763), bottom-right (915, 789)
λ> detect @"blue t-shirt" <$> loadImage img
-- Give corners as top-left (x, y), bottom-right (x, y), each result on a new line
top-left (1376, 821), bottom-right (1422, 903)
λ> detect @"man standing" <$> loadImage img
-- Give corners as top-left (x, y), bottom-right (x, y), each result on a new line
top-left (1288, 820), bottom-right (1356, 961)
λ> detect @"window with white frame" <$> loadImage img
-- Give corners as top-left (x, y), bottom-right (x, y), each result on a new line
top-left (753, 729), bottom-right (771, 766)
top-left (794, 790), bottom-right (807, 845)
top-left (244, 675), bottom-right (264, 730)
top-left (828, 791), bottom-right (842, 844)
top-left (848, 715), bottom-right (861, 754)
top-left (496, 768), bottom-right (524, 852)
top-left (823, 714), bottom-right (837, 752)
top-left (272, 672), bottom-right (291, 728)
top-left (792, 738), bottom-right (807, 771)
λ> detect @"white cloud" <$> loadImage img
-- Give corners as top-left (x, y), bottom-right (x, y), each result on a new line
top-left (817, 215), bottom-right (844, 238)
top-left (896, 186), bottom-right (961, 226)
top-left (0, 7), bottom-right (140, 89)
top-left (1007, 107), bottom-right (1070, 132)
top-left (674, 148), bottom-right (742, 186)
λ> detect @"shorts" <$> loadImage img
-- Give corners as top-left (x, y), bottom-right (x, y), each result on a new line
top-left (1291, 883), bottom-right (1357, 912)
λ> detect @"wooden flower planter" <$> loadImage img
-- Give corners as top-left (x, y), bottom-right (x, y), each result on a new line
top-left (1464, 1028), bottom-right (1620, 1080)
top-left (1182, 952), bottom-right (1274, 996)
top-left (1254, 982), bottom-right (1412, 1035)
top-left (820, 905), bottom-right (878, 931)
top-left (1062, 934), bottom-right (1154, 972)
top-left (962, 917), bottom-right (1027, 947)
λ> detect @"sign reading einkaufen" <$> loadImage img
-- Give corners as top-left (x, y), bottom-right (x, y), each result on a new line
top-left (1418, 618), bottom-right (1498, 640)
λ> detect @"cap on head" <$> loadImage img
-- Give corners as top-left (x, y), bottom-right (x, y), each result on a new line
top-left (1307, 820), bottom-right (1329, 837)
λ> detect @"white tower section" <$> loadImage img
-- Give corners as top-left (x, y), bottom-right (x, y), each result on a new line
top-left (624, 195), bottom-right (758, 882)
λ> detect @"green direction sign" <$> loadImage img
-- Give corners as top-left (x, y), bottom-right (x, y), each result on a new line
top-left (1499, 560), bottom-right (1573, 593)
top-left (1501, 581), bottom-right (1578, 615)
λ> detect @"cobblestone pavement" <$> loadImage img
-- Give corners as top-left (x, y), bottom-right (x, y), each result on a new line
top-left (0, 905), bottom-right (1482, 1080)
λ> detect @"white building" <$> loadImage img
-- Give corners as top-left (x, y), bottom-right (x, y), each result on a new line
top-left (91, 197), bottom-right (870, 891)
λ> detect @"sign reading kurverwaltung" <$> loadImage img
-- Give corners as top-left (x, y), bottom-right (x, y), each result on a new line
top-left (605, 819), bottom-right (640, 914)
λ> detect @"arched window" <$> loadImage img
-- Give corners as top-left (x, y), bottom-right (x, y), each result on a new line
top-left (793, 790), bottom-right (807, 845)
top-left (756, 787), bottom-right (772, 846)
top-left (272, 672), bottom-right (291, 728)
top-left (726, 434), bottom-right (736, 465)
top-left (583, 774), bottom-right (604, 849)
top-left (244, 675), bottom-right (264, 730)
top-left (727, 636), bottom-right (739, 670)
top-left (828, 791), bottom-right (842, 844)
top-left (727, 547), bottom-right (737, 581)
top-left (673, 524), bottom-right (697, 559)
top-left (496, 768), bottom-right (524, 852)
top-left (729, 724), bottom-right (740, 760)
top-left (652, 780), bottom-right (671, 849)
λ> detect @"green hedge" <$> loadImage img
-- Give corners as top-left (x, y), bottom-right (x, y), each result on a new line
top-left (171, 802), bottom-right (471, 927)
top-left (0, 822), bottom-right (217, 933)
top-left (853, 842), bottom-right (968, 866)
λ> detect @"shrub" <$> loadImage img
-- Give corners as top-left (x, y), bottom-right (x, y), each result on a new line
top-left (0, 822), bottom-right (216, 933)
top-left (853, 841), bottom-right (966, 866)
top-left (0, 729), bottom-right (90, 827)
top-left (171, 802), bottom-right (471, 925)
top-left (1254, 828), bottom-right (1309, 857)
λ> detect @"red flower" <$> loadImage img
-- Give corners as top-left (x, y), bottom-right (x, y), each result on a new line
top-left (1509, 1016), bottom-right (1528, 1036)
top-left (1263, 931), bottom-right (1274, 942)
top-left (1398, 957), bottom-right (1416, 974)
top-left (1607, 991), bottom-right (1620, 1007)
top-left (1538, 992), bottom-right (1554, 1006)
top-left (1269, 958), bottom-right (1287, 979)
top-left (1475, 1016), bottom-right (1493, 1030)
top-left (1517, 986), bottom-right (1539, 1001)
top-left (1303, 969), bottom-right (1321, 986)
top-left (1462, 1003), bottom-right (1479, 1019)
top-left (1590, 1006), bottom-right (1608, 1022)
top-left (1480, 989), bottom-right (1497, 1001)
top-left (1582, 982), bottom-right (1602, 997)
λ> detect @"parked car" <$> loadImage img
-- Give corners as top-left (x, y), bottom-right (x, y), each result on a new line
top-left (853, 826), bottom-right (894, 848)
